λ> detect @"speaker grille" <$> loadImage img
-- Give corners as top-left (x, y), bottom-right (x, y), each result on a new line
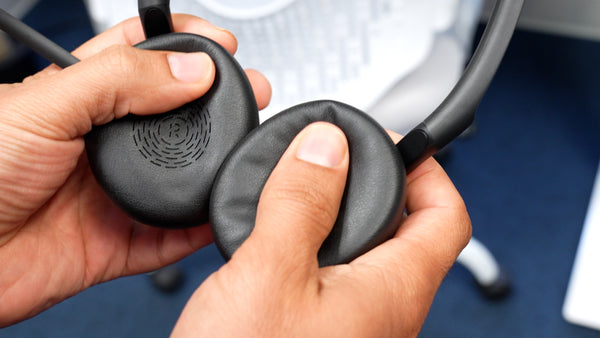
top-left (132, 104), bottom-right (211, 169)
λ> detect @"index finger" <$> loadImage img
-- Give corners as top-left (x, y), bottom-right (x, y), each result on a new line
top-left (73, 13), bottom-right (238, 60)
top-left (33, 13), bottom-right (237, 77)
top-left (352, 156), bottom-right (471, 267)
top-left (339, 142), bottom-right (471, 311)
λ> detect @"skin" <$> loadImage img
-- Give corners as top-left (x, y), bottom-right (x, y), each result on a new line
top-left (171, 124), bottom-right (472, 337)
top-left (0, 14), bottom-right (270, 326)
top-left (0, 14), bottom-right (471, 337)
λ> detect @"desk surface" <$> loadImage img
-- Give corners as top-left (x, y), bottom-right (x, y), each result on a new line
top-left (563, 161), bottom-right (600, 331)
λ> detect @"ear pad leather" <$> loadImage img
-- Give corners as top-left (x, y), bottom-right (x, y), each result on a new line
top-left (210, 100), bottom-right (407, 266)
top-left (85, 33), bottom-right (259, 228)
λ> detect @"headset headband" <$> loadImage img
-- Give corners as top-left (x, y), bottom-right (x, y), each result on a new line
top-left (0, 0), bottom-right (524, 172)
top-left (398, 0), bottom-right (524, 170)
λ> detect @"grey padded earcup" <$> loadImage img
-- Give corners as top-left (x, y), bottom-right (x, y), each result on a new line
top-left (210, 100), bottom-right (406, 266)
top-left (85, 33), bottom-right (259, 228)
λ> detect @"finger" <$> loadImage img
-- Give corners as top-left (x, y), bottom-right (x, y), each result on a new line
top-left (239, 122), bottom-right (350, 272)
top-left (2, 45), bottom-right (215, 140)
top-left (57, 163), bottom-right (216, 282)
top-left (400, 157), bottom-right (472, 268)
top-left (0, 83), bottom-right (14, 95)
top-left (32, 14), bottom-right (237, 77)
top-left (25, 15), bottom-right (270, 113)
top-left (75, 14), bottom-right (238, 60)
top-left (347, 157), bottom-right (471, 307)
top-left (123, 223), bottom-right (214, 275)
top-left (385, 128), bottom-right (470, 260)
top-left (386, 129), bottom-right (402, 144)
top-left (355, 157), bottom-right (471, 272)
top-left (28, 66), bottom-right (270, 115)
top-left (244, 69), bottom-right (272, 110)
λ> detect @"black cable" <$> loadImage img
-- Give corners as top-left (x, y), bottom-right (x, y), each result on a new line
top-left (0, 8), bottom-right (79, 68)
top-left (397, 0), bottom-right (524, 172)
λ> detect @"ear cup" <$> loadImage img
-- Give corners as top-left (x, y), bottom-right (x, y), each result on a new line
top-left (210, 100), bottom-right (407, 266)
top-left (85, 33), bottom-right (259, 228)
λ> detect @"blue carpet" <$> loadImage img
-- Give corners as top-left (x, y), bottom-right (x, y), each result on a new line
top-left (1, 0), bottom-right (600, 337)
top-left (421, 27), bottom-right (600, 337)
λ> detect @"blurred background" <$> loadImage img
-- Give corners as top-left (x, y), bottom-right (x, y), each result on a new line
top-left (0, 0), bottom-right (599, 336)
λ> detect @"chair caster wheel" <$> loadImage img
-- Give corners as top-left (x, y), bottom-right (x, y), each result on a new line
top-left (477, 267), bottom-right (511, 300)
top-left (148, 265), bottom-right (184, 293)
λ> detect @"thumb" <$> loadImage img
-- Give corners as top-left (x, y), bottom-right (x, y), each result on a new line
top-left (240, 122), bottom-right (350, 273)
top-left (4, 44), bottom-right (215, 140)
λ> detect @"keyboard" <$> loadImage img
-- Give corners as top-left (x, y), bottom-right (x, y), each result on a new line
top-left (85, 0), bottom-right (465, 122)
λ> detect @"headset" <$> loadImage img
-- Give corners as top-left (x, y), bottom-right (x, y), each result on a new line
top-left (0, 0), bottom-right (523, 266)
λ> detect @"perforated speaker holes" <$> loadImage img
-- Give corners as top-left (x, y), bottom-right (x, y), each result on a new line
top-left (132, 104), bottom-right (211, 169)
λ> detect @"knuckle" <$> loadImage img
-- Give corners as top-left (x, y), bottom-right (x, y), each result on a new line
top-left (102, 45), bottom-right (141, 76)
top-left (22, 73), bottom-right (44, 85)
top-left (94, 45), bottom-right (144, 119)
top-left (452, 205), bottom-right (473, 250)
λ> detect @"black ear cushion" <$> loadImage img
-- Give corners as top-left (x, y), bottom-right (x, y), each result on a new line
top-left (85, 33), bottom-right (259, 228)
top-left (210, 100), bottom-right (407, 266)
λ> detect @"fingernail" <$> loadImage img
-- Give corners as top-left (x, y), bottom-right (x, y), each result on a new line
top-left (168, 52), bottom-right (213, 83)
top-left (296, 124), bottom-right (347, 168)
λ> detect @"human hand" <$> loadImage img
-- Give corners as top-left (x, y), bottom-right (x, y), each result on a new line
top-left (172, 123), bottom-right (471, 337)
top-left (0, 14), bottom-right (271, 327)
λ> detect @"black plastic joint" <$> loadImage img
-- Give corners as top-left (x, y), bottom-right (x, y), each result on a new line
top-left (396, 126), bottom-right (435, 173)
top-left (138, 0), bottom-right (174, 38)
